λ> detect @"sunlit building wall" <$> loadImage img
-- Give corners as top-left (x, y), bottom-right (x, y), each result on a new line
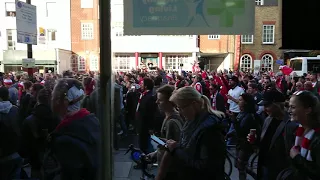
top-left (0, 0), bottom-right (72, 73)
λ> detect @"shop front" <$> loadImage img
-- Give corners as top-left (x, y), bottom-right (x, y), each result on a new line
top-left (2, 50), bottom-right (58, 73)
top-left (3, 60), bottom-right (57, 73)
top-left (140, 53), bottom-right (159, 70)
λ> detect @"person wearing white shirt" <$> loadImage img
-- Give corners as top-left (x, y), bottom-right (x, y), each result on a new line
top-left (226, 76), bottom-right (244, 146)
top-left (227, 76), bottom-right (244, 115)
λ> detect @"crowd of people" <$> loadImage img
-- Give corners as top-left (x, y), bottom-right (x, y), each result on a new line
top-left (0, 71), bottom-right (100, 180)
top-left (115, 68), bottom-right (320, 180)
top-left (0, 66), bottom-right (319, 180)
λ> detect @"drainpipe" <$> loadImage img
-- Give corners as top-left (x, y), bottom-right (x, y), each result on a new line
top-left (55, 48), bottom-right (60, 74)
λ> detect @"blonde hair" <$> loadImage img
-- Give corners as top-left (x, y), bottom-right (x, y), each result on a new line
top-left (169, 86), bottom-right (225, 118)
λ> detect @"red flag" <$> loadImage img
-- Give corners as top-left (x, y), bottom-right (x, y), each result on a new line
top-left (280, 65), bottom-right (293, 75)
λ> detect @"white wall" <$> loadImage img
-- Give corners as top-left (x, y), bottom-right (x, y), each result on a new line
top-left (0, 0), bottom-right (71, 51)
top-left (57, 49), bottom-right (72, 74)
top-left (217, 53), bottom-right (232, 72)
top-left (112, 36), bottom-right (198, 53)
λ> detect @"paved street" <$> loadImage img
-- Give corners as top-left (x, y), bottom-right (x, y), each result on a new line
top-left (24, 135), bottom-right (256, 180)
top-left (113, 148), bottom-right (255, 180)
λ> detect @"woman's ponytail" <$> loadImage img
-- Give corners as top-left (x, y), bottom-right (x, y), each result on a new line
top-left (201, 95), bottom-right (225, 118)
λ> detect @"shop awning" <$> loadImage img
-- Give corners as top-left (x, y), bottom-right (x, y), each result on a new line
top-left (2, 60), bottom-right (57, 65)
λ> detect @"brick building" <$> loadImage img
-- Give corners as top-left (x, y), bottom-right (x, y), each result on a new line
top-left (70, 0), bottom-right (100, 72)
top-left (198, 35), bottom-right (237, 71)
top-left (238, 0), bottom-right (282, 72)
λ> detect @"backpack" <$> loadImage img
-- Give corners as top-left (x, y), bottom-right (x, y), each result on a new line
top-left (41, 133), bottom-right (62, 180)
top-left (42, 132), bottom-right (98, 180)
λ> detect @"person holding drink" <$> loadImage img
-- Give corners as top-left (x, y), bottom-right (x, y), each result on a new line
top-left (247, 90), bottom-right (297, 180)
top-left (227, 93), bottom-right (261, 180)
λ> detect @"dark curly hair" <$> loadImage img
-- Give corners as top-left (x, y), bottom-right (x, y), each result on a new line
top-left (240, 93), bottom-right (256, 113)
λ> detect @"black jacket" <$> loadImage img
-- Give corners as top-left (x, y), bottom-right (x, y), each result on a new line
top-left (0, 105), bottom-right (20, 157)
top-left (257, 115), bottom-right (298, 180)
top-left (234, 112), bottom-right (261, 152)
top-left (211, 92), bottom-right (226, 113)
top-left (173, 113), bottom-right (226, 180)
top-left (52, 111), bottom-right (100, 180)
top-left (19, 104), bottom-right (60, 169)
top-left (137, 90), bottom-right (157, 131)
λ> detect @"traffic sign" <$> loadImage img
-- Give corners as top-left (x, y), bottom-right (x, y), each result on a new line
top-left (16, 1), bottom-right (37, 45)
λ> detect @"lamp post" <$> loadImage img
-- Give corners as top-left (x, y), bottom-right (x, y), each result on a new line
top-left (26, 0), bottom-right (33, 76)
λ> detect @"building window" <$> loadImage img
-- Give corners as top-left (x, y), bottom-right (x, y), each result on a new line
top-left (165, 55), bottom-right (189, 70)
top-left (5, 2), bottom-right (16, 17)
top-left (255, 0), bottom-right (264, 5)
top-left (6, 29), bottom-right (16, 50)
top-left (78, 56), bottom-right (86, 71)
top-left (261, 54), bottom-right (273, 71)
top-left (47, 29), bottom-right (57, 41)
top-left (262, 25), bottom-right (275, 44)
top-left (81, 0), bottom-right (93, 8)
top-left (208, 35), bottom-right (220, 40)
top-left (112, 22), bottom-right (124, 37)
top-left (241, 35), bottom-right (253, 44)
top-left (81, 23), bottom-right (94, 40)
top-left (115, 29), bottom-right (123, 37)
top-left (240, 54), bottom-right (252, 72)
top-left (46, 2), bottom-right (56, 17)
top-left (70, 54), bottom-right (78, 72)
top-left (113, 55), bottom-right (131, 70)
top-left (90, 55), bottom-right (99, 71)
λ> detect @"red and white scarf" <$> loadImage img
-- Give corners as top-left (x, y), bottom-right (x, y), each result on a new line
top-left (211, 92), bottom-right (218, 110)
top-left (194, 82), bottom-right (202, 94)
top-left (136, 90), bottom-right (149, 112)
top-left (295, 124), bottom-right (320, 161)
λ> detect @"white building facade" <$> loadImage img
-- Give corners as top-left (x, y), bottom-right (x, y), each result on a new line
top-left (0, 0), bottom-right (71, 73)
top-left (111, 0), bottom-right (199, 71)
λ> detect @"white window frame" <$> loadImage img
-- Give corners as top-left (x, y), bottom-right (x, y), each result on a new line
top-left (261, 54), bottom-right (274, 71)
top-left (208, 35), bottom-right (220, 40)
top-left (46, 2), bottom-right (56, 17)
top-left (5, 2), bottom-right (16, 17)
top-left (165, 55), bottom-right (189, 70)
top-left (81, 23), bottom-right (94, 40)
top-left (81, 0), bottom-right (93, 8)
top-left (255, 0), bottom-right (264, 5)
top-left (47, 29), bottom-right (57, 41)
top-left (240, 54), bottom-right (253, 72)
top-left (113, 55), bottom-right (131, 71)
top-left (241, 35), bottom-right (254, 44)
top-left (89, 55), bottom-right (99, 71)
top-left (6, 29), bottom-right (16, 50)
top-left (78, 56), bottom-right (86, 71)
top-left (262, 25), bottom-right (275, 44)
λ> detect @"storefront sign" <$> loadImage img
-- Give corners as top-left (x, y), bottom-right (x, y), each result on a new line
top-left (16, 1), bottom-right (37, 45)
top-left (38, 27), bottom-right (46, 44)
top-left (124, 0), bottom-right (254, 35)
top-left (22, 58), bottom-right (35, 68)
